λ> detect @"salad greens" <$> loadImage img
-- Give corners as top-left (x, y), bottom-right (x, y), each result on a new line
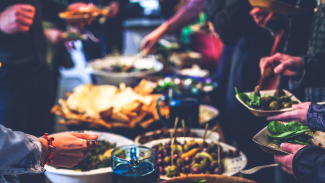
top-left (267, 121), bottom-right (313, 146)
top-left (235, 87), bottom-right (298, 110)
top-left (65, 140), bottom-right (116, 171)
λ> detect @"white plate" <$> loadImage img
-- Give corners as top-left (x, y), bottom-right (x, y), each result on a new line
top-left (143, 138), bottom-right (247, 180)
top-left (199, 105), bottom-right (219, 124)
top-left (236, 89), bottom-right (301, 117)
top-left (134, 128), bottom-right (220, 145)
top-left (86, 56), bottom-right (163, 77)
top-left (86, 56), bottom-right (163, 86)
top-left (44, 131), bottom-right (134, 183)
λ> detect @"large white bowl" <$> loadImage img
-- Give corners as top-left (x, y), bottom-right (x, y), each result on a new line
top-left (134, 128), bottom-right (220, 145)
top-left (86, 56), bottom-right (163, 86)
top-left (143, 138), bottom-right (247, 180)
top-left (44, 131), bottom-right (134, 183)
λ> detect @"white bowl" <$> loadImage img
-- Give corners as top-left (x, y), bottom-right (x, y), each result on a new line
top-left (236, 89), bottom-right (301, 117)
top-left (86, 56), bottom-right (163, 86)
top-left (143, 137), bottom-right (247, 180)
top-left (134, 128), bottom-right (220, 145)
top-left (44, 131), bottom-right (134, 183)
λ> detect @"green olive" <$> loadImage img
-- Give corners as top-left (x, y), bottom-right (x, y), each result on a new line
top-left (208, 143), bottom-right (218, 152)
top-left (200, 159), bottom-right (208, 170)
top-left (183, 144), bottom-right (190, 152)
top-left (166, 165), bottom-right (178, 177)
top-left (269, 101), bottom-right (280, 110)
top-left (263, 67), bottom-right (275, 80)
top-left (283, 102), bottom-right (293, 108)
top-left (159, 145), bottom-right (165, 151)
top-left (176, 159), bottom-right (183, 166)
top-left (164, 156), bottom-right (171, 164)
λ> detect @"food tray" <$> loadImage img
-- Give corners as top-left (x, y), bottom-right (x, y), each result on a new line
top-left (253, 126), bottom-right (290, 155)
top-left (236, 89), bottom-right (301, 117)
top-left (143, 138), bottom-right (247, 180)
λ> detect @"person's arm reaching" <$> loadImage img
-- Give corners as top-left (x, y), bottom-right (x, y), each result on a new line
top-left (141, 0), bottom-right (205, 54)
top-left (0, 124), bottom-right (98, 175)
top-left (0, 125), bottom-right (45, 175)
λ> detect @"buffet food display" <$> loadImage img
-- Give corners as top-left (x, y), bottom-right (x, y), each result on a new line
top-left (51, 83), bottom-right (168, 129)
top-left (144, 138), bottom-right (247, 179)
top-left (59, 6), bottom-right (109, 23)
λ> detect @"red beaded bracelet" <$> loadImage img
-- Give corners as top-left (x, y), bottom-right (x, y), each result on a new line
top-left (40, 133), bottom-right (56, 167)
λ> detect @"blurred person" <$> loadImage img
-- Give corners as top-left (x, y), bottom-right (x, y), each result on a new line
top-left (64, 0), bottom-right (129, 60)
top-left (206, 0), bottom-right (315, 182)
top-left (141, 0), bottom-right (222, 71)
top-left (0, 125), bottom-right (98, 183)
top-left (0, 1), bottom-right (94, 182)
top-left (141, 0), bottom-right (206, 54)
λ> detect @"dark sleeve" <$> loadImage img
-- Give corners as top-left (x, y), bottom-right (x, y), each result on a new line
top-left (293, 145), bottom-right (325, 183)
top-left (205, 0), bottom-right (253, 45)
top-left (38, 0), bottom-right (67, 26)
top-left (307, 103), bottom-right (325, 132)
top-left (301, 54), bottom-right (325, 88)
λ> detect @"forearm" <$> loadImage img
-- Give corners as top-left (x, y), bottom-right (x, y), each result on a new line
top-left (165, 0), bottom-right (205, 34)
top-left (0, 125), bottom-right (45, 175)
top-left (293, 146), bottom-right (325, 183)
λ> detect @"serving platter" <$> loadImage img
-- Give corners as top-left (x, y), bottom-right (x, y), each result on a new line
top-left (143, 137), bottom-right (247, 180)
top-left (86, 55), bottom-right (163, 86)
top-left (44, 131), bottom-right (133, 183)
top-left (236, 89), bottom-right (301, 117)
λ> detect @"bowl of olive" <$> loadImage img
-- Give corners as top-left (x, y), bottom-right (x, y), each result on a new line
top-left (235, 87), bottom-right (301, 117)
top-left (143, 138), bottom-right (247, 180)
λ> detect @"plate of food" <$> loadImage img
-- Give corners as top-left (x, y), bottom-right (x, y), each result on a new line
top-left (143, 138), bottom-right (247, 180)
top-left (59, 6), bottom-right (109, 23)
top-left (86, 55), bottom-right (163, 86)
top-left (51, 83), bottom-right (166, 130)
top-left (134, 127), bottom-right (220, 144)
top-left (253, 121), bottom-right (316, 155)
top-left (44, 131), bottom-right (133, 183)
top-left (235, 86), bottom-right (301, 117)
top-left (162, 174), bottom-right (256, 183)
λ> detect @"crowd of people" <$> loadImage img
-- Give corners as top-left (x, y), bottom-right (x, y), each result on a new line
top-left (1, 0), bottom-right (325, 183)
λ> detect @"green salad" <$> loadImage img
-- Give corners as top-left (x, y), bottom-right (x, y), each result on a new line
top-left (235, 86), bottom-right (298, 110)
top-left (67, 140), bottom-right (116, 171)
top-left (267, 121), bottom-right (314, 146)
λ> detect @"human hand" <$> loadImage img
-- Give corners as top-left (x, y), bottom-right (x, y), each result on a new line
top-left (44, 29), bottom-right (66, 45)
top-left (66, 3), bottom-right (95, 29)
top-left (105, 2), bottom-right (119, 18)
top-left (0, 4), bottom-right (35, 34)
top-left (274, 143), bottom-right (305, 176)
top-left (140, 23), bottom-right (168, 54)
top-left (266, 102), bottom-right (311, 124)
top-left (39, 132), bottom-right (98, 168)
top-left (260, 53), bottom-right (305, 78)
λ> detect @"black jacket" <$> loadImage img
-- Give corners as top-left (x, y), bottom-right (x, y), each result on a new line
top-left (293, 145), bottom-right (325, 183)
top-left (0, 0), bottom-right (67, 66)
